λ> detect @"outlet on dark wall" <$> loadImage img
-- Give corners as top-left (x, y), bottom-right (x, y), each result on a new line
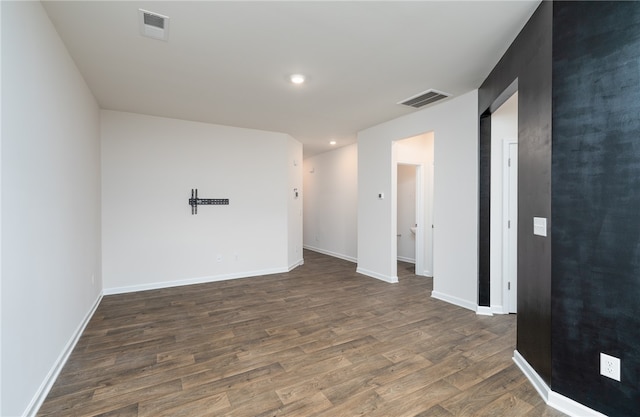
top-left (551, 2), bottom-right (640, 415)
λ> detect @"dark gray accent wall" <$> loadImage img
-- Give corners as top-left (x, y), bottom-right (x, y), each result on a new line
top-left (480, 0), bottom-right (640, 413)
top-left (478, 112), bottom-right (491, 307)
top-left (551, 2), bottom-right (640, 415)
top-left (478, 1), bottom-right (553, 384)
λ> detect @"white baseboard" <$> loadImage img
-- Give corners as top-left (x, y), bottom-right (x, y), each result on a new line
top-left (393, 260), bottom-right (432, 278)
top-left (491, 304), bottom-right (506, 315)
top-left (25, 292), bottom-right (103, 417)
top-left (513, 350), bottom-right (550, 402)
top-left (476, 306), bottom-right (493, 316)
top-left (356, 267), bottom-right (398, 283)
top-left (103, 267), bottom-right (289, 295)
top-left (431, 290), bottom-right (477, 312)
top-left (288, 258), bottom-right (304, 271)
top-left (548, 391), bottom-right (607, 417)
top-left (476, 305), bottom-right (507, 316)
top-left (513, 350), bottom-right (607, 417)
top-left (397, 256), bottom-right (415, 264)
top-left (303, 245), bottom-right (357, 263)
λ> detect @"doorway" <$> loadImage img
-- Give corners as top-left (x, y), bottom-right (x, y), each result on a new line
top-left (397, 164), bottom-right (422, 274)
top-left (393, 132), bottom-right (434, 278)
top-left (488, 91), bottom-right (518, 314)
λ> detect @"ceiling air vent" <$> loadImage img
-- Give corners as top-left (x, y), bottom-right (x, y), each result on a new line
top-left (398, 89), bottom-right (451, 109)
top-left (138, 9), bottom-right (170, 41)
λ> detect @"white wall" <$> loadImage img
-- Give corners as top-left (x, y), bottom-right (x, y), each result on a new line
top-left (490, 92), bottom-right (518, 313)
top-left (0, 2), bottom-right (4, 413)
top-left (1, 2), bottom-right (102, 415)
top-left (303, 144), bottom-right (358, 262)
top-left (101, 110), bottom-right (302, 293)
top-left (357, 91), bottom-right (479, 310)
top-left (397, 165), bottom-right (416, 262)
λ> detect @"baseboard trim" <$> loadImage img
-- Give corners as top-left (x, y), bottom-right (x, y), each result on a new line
top-left (303, 245), bottom-right (357, 263)
top-left (513, 350), bottom-right (607, 417)
top-left (356, 267), bottom-right (398, 283)
top-left (431, 290), bottom-right (476, 312)
top-left (491, 304), bottom-right (506, 315)
top-left (476, 305), bottom-right (508, 316)
top-left (25, 292), bottom-right (103, 417)
top-left (548, 391), bottom-right (607, 417)
top-left (476, 306), bottom-right (493, 316)
top-left (103, 267), bottom-right (289, 295)
top-left (288, 258), bottom-right (304, 271)
top-left (513, 350), bottom-right (549, 403)
top-left (397, 256), bottom-right (415, 264)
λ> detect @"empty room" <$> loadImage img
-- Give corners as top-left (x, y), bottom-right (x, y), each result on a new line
top-left (2, 1), bottom-right (638, 416)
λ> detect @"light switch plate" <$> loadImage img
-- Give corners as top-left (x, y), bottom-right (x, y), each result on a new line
top-left (533, 217), bottom-right (547, 237)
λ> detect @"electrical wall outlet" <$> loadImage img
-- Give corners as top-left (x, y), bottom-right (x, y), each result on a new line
top-left (216, 254), bottom-right (223, 262)
top-left (600, 353), bottom-right (621, 381)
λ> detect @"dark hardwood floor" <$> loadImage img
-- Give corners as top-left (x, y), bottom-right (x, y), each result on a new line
top-left (37, 250), bottom-right (566, 416)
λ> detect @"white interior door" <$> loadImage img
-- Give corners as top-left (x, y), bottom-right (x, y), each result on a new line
top-left (503, 141), bottom-right (518, 313)
top-left (414, 165), bottom-right (424, 275)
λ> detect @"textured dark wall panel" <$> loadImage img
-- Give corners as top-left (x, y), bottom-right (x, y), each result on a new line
top-left (552, 2), bottom-right (640, 415)
top-left (478, 112), bottom-right (491, 306)
top-left (478, 1), bottom-right (553, 383)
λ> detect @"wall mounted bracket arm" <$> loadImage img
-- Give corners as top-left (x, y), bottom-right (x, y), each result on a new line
top-left (189, 188), bottom-right (229, 215)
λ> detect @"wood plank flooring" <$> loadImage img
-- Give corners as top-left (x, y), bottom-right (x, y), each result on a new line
top-left (38, 250), bottom-right (566, 417)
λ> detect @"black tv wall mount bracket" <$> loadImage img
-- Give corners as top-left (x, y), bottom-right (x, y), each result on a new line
top-left (189, 188), bottom-right (229, 215)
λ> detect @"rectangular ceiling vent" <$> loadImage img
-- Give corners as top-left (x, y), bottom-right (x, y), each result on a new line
top-left (398, 89), bottom-right (451, 109)
top-left (139, 9), bottom-right (170, 41)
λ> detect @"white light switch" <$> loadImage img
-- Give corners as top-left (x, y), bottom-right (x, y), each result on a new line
top-left (533, 217), bottom-right (547, 237)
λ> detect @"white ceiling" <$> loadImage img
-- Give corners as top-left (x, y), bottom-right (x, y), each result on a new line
top-left (42, 1), bottom-right (540, 157)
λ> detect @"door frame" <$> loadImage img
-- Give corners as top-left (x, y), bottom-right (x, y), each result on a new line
top-left (502, 140), bottom-right (518, 313)
top-left (392, 131), bottom-right (434, 279)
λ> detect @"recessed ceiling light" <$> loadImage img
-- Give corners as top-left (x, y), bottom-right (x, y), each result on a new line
top-left (290, 74), bottom-right (305, 85)
top-left (329, 140), bottom-right (337, 145)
